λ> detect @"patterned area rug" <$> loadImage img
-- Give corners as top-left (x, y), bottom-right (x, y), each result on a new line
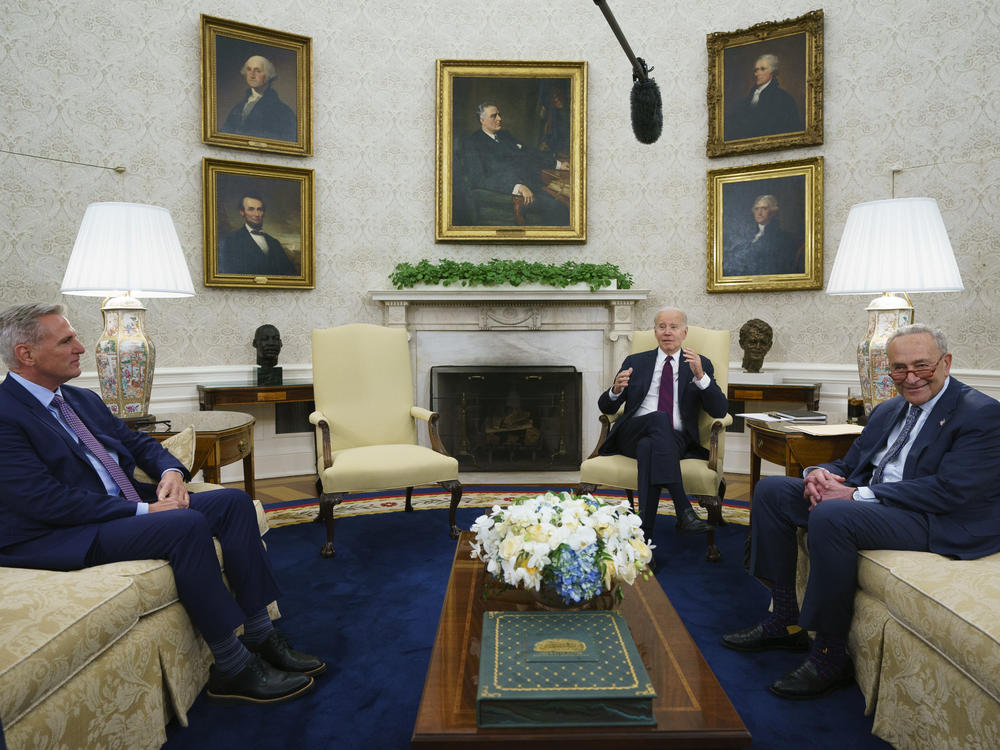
top-left (263, 486), bottom-right (750, 528)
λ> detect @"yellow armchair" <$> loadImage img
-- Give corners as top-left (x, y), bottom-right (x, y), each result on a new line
top-left (310, 324), bottom-right (462, 558)
top-left (577, 326), bottom-right (733, 561)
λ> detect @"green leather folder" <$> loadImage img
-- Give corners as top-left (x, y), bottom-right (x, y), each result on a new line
top-left (477, 611), bottom-right (657, 728)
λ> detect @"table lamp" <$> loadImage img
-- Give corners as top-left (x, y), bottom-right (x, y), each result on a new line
top-left (826, 197), bottom-right (963, 414)
top-left (61, 202), bottom-right (195, 427)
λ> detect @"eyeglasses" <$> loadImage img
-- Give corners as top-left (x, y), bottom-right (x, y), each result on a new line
top-left (889, 354), bottom-right (945, 382)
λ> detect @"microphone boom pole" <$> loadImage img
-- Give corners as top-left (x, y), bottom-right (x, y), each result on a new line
top-left (592, 0), bottom-right (663, 144)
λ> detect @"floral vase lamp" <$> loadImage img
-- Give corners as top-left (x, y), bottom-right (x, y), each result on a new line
top-left (826, 197), bottom-right (963, 415)
top-left (60, 202), bottom-right (195, 427)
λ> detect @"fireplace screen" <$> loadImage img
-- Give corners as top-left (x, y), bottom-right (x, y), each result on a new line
top-left (430, 366), bottom-right (582, 471)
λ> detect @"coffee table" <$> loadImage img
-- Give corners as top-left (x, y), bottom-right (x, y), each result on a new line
top-left (411, 532), bottom-right (750, 749)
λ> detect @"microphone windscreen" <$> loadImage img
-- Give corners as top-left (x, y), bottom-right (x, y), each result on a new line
top-left (631, 77), bottom-right (663, 144)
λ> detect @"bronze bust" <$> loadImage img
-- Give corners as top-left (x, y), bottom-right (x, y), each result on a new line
top-left (739, 319), bottom-right (773, 373)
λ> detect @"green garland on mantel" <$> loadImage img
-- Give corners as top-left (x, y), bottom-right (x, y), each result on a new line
top-left (390, 259), bottom-right (634, 292)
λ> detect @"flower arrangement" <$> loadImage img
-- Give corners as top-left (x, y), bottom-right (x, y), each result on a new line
top-left (469, 492), bottom-right (653, 606)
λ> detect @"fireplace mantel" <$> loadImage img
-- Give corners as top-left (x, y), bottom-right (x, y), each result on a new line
top-left (370, 287), bottom-right (651, 459)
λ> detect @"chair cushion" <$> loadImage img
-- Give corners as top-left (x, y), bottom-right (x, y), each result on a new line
top-left (318, 444), bottom-right (458, 493)
top-left (0, 567), bottom-right (141, 728)
top-left (133, 425), bottom-right (195, 484)
top-left (580, 455), bottom-right (721, 496)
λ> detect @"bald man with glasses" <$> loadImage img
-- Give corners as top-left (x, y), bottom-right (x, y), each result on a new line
top-left (722, 324), bottom-right (1000, 700)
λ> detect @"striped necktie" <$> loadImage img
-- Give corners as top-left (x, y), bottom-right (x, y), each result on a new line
top-left (871, 404), bottom-right (921, 485)
top-left (51, 394), bottom-right (141, 502)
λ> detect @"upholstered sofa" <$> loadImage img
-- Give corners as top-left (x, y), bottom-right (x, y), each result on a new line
top-left (796, 532), bottom-right (1000, 749)
top-left (0, 428), bottom-right (273, 750)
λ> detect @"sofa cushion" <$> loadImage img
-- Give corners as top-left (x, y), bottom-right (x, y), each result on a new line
top-left (881, 550), bottom-right (1000, 700)
top-left (0, 567), bottom-right (140, 728)
top-left (133, 424), bottom-right (195, 484)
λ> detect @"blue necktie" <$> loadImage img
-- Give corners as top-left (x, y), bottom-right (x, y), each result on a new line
top-left (51, 394), bottom-right (141, 502)
top-left (871, 404), bottom-right (921, 485)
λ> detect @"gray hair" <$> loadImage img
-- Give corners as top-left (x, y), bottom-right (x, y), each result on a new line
top-left (0, 303), bottom-right (65, 369)
top-left (887, 324), bottom-right (949, 355)
top-left (756, 54), bottom-right (780, 74)
top-left (241, 55), bottom-right (277, 83)
top-left (753, 194), bottom-right (779, 210)
top-left (653, 306), bottom-right (687, 326)
top-left (477, 101), bottom-right (499, 119)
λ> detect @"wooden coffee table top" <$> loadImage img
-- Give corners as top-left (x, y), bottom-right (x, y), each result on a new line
top-left (411, 532), bottom-right (750, 749)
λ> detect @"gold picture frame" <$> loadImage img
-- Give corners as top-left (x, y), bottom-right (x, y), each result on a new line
top-left (201, 15), bottom-right (312, 156)
top-left (202, 158), bottom-right (314, 289)
top-left (706, 10), bottom-right (823, 158)
top-left (436, 59), bottom-right (587, 243)
top-left (706, 157), bottom-right (823, 293)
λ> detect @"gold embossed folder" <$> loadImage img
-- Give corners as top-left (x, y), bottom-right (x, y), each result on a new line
top-left (477, 611), bottom-right (656, 728)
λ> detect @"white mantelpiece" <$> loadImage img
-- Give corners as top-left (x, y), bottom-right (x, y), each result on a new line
top-left (370, 287), bottom-right (650, 459)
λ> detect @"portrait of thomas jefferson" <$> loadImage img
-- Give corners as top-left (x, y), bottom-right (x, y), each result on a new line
top-left (721, 176), bottom-right (806, 278)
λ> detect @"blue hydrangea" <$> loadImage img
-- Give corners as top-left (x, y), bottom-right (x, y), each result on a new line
top-left (543, 542), bottom-right (603, 604)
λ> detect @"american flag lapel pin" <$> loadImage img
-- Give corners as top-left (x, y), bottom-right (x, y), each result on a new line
top-left (939, 418), bottom-right (946, 427)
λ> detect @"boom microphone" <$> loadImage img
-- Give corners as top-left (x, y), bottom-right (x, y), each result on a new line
top-left (593, 0), bottom-right (663, 144)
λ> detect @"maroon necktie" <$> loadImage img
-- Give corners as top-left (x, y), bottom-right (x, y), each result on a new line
top-left (51, 393), bottom-right (141, 503)
top-left (657, 355), bottom-right (674, 418)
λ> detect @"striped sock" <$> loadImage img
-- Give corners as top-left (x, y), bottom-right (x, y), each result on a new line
top-left (760, 584), bottom-right (800, 637)
top-left (242, 609), bottom-right (275, 647)
top-left (208, 633), bottom-right (252, 676)
top-left (809, 632), bottom-right (848, 677)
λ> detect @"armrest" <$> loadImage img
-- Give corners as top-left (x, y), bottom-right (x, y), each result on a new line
top-left (585, 408), bottom-right (624, 459)
top-left (706, 415), bottom-right (732, 471)
top-left (410, 406), bottom-right (452, 457)
top-left (309, 410), bottom-right (333, 469)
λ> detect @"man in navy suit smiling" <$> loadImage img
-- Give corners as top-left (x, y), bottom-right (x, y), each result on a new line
top-left (598, 307), bottom-right (729, 541)
top-left (0, 303), bottom-right (324, 705)
top-left (723, 324), bottom-right (1000, 699)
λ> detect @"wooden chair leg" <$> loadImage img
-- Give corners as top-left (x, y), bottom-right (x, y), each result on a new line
top-left (318, 492), bottom-right (344, 558)
top-left (626, 490), bottom-right (636, 514)
top-left (575, 482), bottom-right (598, 497)
top-left (405, 487), bottom-right (414, 512)
top-left (440, 479), bottom-right (463, 539)
top-left (695, 494), bottom-right (724, 563)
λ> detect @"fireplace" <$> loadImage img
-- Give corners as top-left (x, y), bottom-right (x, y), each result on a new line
top-left (431, 366), bottom-right (581, 471)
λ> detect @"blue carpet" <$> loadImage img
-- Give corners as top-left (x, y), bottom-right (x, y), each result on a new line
top-left (163, 507), bottom-right (891, 749)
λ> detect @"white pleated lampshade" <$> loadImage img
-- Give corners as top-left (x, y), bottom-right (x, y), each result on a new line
top-left (61, 202), bottom-right (195, 298)
top-left (826, 197), bottom-right (963, 295)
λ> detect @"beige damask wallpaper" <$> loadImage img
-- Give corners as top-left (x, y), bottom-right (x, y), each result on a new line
top-left (3, 0), bottom-right (998, 371)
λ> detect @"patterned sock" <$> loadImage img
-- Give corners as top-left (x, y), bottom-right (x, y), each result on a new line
top-left (242, 608), bottom-right (275, 647)
top-left (760, 584), bottom-right (801, 637)
top-left (208, 633), bottom-right (252, 676)
top-left (809, 632), bottom-right (848, 677)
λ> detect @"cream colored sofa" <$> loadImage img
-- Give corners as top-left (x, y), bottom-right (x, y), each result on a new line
top-left (797, 532), bottom-right (1000, 749)
top-left (0, 428), bottom-right (274, 750)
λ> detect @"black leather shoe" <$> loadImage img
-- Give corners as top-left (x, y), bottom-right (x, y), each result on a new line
top-left (206, 654), bottom-right (314, 705)
top-left (675, 506), bottom-right (710, 534)
top-left (721, 623), bottom-right (810, 652)
top-left (248, 630), bottom-right (326, 676)
top-left (769, 658), bottom-right (855, 700)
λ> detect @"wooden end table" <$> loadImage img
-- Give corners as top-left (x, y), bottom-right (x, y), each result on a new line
top-left (150, 411), bottom-right (256, 498)
top-left (411, 532), bottom-right (750, 749)
top-left (197, 382), bottom-right (314, 410)
top-left (747, 419), bottom-right (860, 498)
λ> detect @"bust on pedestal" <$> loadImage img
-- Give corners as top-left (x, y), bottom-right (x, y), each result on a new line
top-left (738, 319), bottom-right (775, 383)
top-left (252, 324), bottom-right (283, 386)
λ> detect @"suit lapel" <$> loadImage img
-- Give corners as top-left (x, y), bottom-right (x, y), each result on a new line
top-left (904, 379), bottom-right (961, 473)
top-left (2, 376), bottom-right (91, 462)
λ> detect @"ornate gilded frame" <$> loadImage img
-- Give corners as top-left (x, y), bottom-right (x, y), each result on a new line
top-left (706, 10), bottom-right (823, 158)
top-left (202, 158), bottom-right (315, 289)
top-left (706, 157), bottom-right (823, 293)
top-left (201, 15), bottom-right (312, 156)
top-left (436, 59), bottom-right (587, 243)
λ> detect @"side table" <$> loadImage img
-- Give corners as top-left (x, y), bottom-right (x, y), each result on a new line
top-left (198, 383), bottom-right (314, 410)
top-left (727, 382), bottom-right (821, 432)
top-left (747, 419), bottom-right (860, 498)
top-left (150, 411), bottom-right (256, 498)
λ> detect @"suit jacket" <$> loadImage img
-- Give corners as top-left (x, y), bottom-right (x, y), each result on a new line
top-left (597, 348), bottom-right (729, 458)
top-left (221, 86), bottom-right (297, 142)
top-left (0, 375), bottom-right (188, 569)
top-left (462, 129), bottom-right (554, 195)
top-left (726, 80), bottom-right (802, 140)
top-left (819, 378), bottom-right (1000, 559)
top-left (218, 225), bottom-right (297, 276)
top-left (723, 222), bottom-right (803, 277)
